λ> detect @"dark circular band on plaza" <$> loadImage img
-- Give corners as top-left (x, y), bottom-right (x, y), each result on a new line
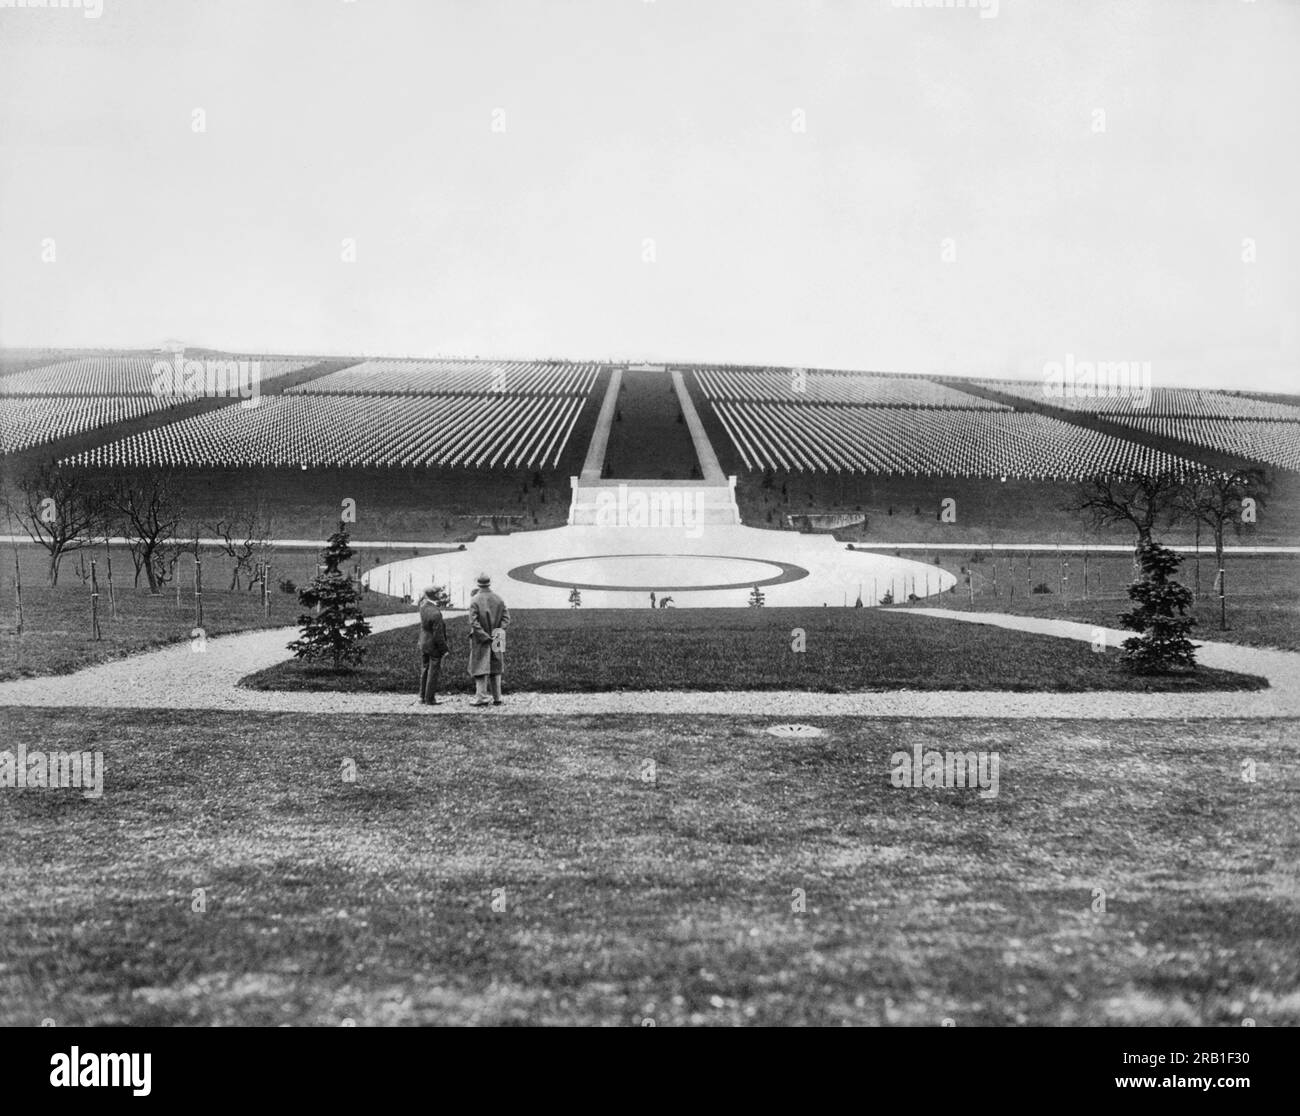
top-left (507, 554), bottom-right (810, 594)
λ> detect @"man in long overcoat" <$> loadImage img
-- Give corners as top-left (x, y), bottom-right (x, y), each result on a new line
top-left (417, 586), bottom-right (449, 705)
top-left (468, 572), bottom-right (510, 706)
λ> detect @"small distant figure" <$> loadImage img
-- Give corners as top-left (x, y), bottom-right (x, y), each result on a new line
top-left (659, 595), bottom-right (674, 609)
top-left (649, 591), bottom-right (656, 609)
top-left (568, 586), bottom-right (582, 609)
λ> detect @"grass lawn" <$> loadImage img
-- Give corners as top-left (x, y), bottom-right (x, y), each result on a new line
top-left (241, 608), bottom-right (1266, 695)
top-left (0, 544), bottom-right (433, 680)
top-left (1, 708), bottom-right (1295, 1026)
top-left (873, 552), bottom-right (1300, 653)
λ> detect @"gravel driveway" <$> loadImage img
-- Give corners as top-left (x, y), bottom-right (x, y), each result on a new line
top-left (0, 609), bottom-right (1295, 719)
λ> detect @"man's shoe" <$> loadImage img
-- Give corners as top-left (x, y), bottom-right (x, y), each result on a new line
top-left (492, 700), bottom-right (503, 706)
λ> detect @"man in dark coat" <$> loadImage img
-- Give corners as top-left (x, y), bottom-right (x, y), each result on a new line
top-left (467, 572), bottom-right (510, 706)
top-left (418, 586), bottom-right (449, 705)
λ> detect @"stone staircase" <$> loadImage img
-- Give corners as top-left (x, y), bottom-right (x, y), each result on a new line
top-left (568, 477), bottom-right (741, 527)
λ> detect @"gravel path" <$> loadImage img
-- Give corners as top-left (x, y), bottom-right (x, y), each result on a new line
top-left (0, 609), bottom-right (1295, 719)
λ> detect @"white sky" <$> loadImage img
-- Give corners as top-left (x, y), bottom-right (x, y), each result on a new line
top-left (1, 0), bottom-right (1296, 391)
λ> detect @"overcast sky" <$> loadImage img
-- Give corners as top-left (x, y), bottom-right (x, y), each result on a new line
top-left (1, 0), bottom-right (1296, 390)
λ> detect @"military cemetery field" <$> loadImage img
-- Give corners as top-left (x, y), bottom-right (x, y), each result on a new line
top-left (2, 352), bottom-right (1297, 1034)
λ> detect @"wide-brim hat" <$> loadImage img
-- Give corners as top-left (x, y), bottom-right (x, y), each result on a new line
top-left (422, 585), bottom-right (440, 600)
top-left (476, 572), bottom-right (491, 586)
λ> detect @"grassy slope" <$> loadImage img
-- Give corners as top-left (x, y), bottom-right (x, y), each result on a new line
top-left (242, 608), bottom-right (1265, 694)
top-left (35, 465), bottom-right (578, 545)
top-left (1, 709), bottom-right (1295, 1026)
top-left (601, 368), bottom-right (700, 479)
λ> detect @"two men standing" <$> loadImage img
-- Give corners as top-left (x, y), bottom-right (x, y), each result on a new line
top-left (420, 572), bottom-right (510, 706)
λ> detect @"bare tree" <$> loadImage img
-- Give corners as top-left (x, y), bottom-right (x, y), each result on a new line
top-left (4, 461), bottom-right (104, 586)
top-left (103, 470), bottom-right (184, 594)
top-left (1071, 471), bottom-right (1188, 555)
top-left (210, 504), bottom-right (275, 591)
top-left (1177, 467), bottom-right (1269, 630)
